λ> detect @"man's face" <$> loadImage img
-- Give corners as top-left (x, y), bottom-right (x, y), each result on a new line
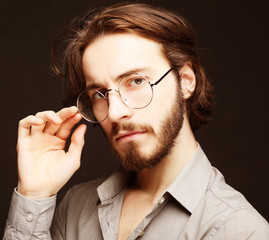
top-left (82, 33), bottom-right (185, 171)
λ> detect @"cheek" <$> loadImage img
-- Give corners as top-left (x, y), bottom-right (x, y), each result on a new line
top-left (147, 80), bottom-right (178, 118)
top-left (132, 100), bottom-right (166, 132)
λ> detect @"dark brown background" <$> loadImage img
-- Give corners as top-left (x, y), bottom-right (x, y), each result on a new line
top-left (1, 0), bottom-right (268, 236)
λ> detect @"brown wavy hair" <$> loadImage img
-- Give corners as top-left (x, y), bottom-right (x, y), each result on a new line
top-left (51, 2), bottom-right (215, 131)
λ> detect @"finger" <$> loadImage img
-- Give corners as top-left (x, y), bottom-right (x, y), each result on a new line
top-left (44, 106), bottom-right (78, 135)
top-left (18, 115), bottom-right (45, 138)
top-left (66, 124), bottom-right (87, 169)
top-left (31, 111), bottom-right (61, 135)
top-left (58, 106), bottom-right (78, 118)
top-left (55, 113), bottom-right (83, 140)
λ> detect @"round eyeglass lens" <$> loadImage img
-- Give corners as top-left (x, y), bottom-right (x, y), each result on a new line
top-left (118, 73), bottom-right (153, 109)
top-left (77, 89), bottom-right (108, 123)
top-left (77, 74), bottom-right (154, 123)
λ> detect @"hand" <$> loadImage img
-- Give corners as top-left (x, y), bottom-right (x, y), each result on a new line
top-left (17, 106), bottom-right (87, 199)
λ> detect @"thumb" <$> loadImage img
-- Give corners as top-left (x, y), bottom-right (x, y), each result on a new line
top-left (67, 124), bottom-right (87, 162)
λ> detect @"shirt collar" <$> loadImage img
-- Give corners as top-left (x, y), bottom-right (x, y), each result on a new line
top-left (97, 168), bottom-right (131, 204)
top-left (166, 144), bottom-right (212, 213)
top-left (97, 144), bottom-right (212, 213)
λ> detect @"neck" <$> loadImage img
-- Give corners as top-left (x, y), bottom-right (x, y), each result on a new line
top-left (131, 114), bottom-right (198, 199)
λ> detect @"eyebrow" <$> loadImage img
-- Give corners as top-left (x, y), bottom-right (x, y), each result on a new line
top-left (117, 67), bottom-right (151, 79)
top-left (86, 67), bottom-right (152, 89)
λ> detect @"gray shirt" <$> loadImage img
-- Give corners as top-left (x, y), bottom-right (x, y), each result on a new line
top-left (4, 146), bottom-right (269, 239)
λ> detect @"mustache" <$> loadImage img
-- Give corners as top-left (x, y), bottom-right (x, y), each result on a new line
top-left (110, 122), bottom-right (154, 139)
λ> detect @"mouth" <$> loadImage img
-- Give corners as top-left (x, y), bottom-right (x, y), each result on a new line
top-left (115, 131), bottom-right (146, 142)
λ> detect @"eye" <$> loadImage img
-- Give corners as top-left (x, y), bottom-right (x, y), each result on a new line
top-left (125, 76), bottom-right (147, 88)
top-left (130, 77), bottom-right (144, 86)
top-left (90, 90), bottom-right (105, 102)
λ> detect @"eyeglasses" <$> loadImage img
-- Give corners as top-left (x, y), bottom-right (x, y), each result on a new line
top-left (77, 68), bottom-right (173, 123)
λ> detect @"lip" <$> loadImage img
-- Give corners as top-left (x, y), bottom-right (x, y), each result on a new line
top-left (115, 131), bottom-right (146, 142)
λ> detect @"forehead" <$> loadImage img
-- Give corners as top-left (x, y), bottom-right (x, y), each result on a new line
top-left (82, 33), bottom-right (169, 86)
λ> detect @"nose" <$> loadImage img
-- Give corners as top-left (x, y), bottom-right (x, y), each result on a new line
top-left (106, 90), bottom-right (133, 122)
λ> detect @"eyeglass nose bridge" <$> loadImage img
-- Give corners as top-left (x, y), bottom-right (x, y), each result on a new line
top-left (105, 88), bottom-right (119, 96)
top-left (105, 89), bottom-right (128, 105)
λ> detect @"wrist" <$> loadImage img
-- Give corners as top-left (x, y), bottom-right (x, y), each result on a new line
top-left (17, 186), bottom-right (56, 199)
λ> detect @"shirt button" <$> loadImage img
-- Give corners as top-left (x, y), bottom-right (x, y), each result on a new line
top-left (158, 196), bottom-right (165, 205)
top-left (25, 213), bottom-right (34, 222)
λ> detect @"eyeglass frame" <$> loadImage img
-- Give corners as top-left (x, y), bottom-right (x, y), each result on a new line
top-left (77, 67), bottom-right (174, 123)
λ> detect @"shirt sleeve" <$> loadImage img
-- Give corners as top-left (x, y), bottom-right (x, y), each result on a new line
top-left (3, 189), bottom-right (56, 240)
top-left (212, 208), bottom-right (269, 240)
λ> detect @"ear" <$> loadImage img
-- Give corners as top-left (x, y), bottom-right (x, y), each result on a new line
top-left (179, 63), bottom-right (196, 99)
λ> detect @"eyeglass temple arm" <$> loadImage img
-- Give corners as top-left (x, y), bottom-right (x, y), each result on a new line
top-left (150, 68), bottom-right (173, 87)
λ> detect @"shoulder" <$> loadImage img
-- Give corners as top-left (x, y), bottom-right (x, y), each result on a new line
top-left (212, 208), bottom-right (269, 239)
top-left (207, 167), bottom-right (262, 215)
top-left (202, 167), bottom-right (269, 239)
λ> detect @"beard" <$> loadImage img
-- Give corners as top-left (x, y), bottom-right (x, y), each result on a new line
top-left (108, 87), bottom-right (185, 172)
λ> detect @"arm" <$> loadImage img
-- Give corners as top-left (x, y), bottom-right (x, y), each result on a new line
top-left (3, 106), bottom-right (87, 239)
top-left (4, 190), bottom-right (56, 240)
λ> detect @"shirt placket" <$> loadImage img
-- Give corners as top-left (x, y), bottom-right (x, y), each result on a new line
top-left (98, 189), bottom-right (126, 240)
top-left (126, 193), bottom-right (171, 240)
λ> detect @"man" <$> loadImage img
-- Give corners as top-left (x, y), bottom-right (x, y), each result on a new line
top-left (4, 2), bottom-right (269, 239)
